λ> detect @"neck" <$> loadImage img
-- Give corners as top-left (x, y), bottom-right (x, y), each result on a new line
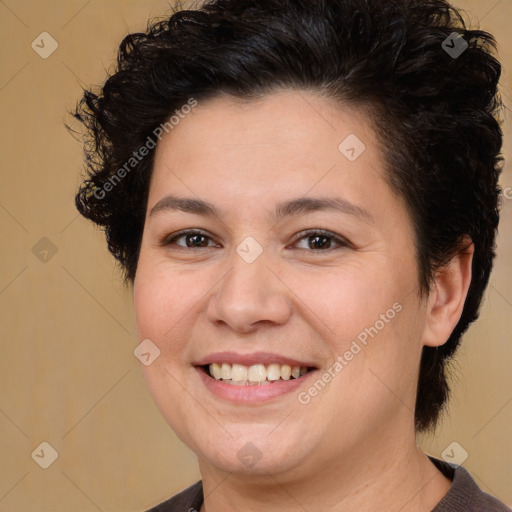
top-left (198, 426), bottom-right (451, 512)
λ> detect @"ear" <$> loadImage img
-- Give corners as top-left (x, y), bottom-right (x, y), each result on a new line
top-left (422, 238), bottom-right (474, 348)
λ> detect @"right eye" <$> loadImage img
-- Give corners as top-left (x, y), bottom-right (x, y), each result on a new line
top-left (160, 229), bottom-right (221, 249)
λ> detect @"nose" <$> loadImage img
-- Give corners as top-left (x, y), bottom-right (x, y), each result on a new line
top-left (206, 250), bottom-right (292, 334)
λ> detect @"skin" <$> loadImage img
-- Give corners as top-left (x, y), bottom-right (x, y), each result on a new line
top-left (133, 90), bottom-right (473, 511)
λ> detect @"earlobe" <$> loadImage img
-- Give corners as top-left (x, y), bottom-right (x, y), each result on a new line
top-left (423, 239), bottom-right (474, 348)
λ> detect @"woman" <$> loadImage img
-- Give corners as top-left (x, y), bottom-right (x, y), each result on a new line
top-left (74, 0), bottom-right (509, 510)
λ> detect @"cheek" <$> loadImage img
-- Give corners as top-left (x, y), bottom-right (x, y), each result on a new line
top-left (133, 267), bottom-right (199, 436)
top-left (133, 263), bottom-right (195, 358)
top-left (294, 259), bottom-right (423, 399)
top-left (289, 261), bottom-right (407, 346)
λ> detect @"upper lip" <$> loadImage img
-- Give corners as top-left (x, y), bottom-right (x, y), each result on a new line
top-left (193, 351), bottom-right (318, 368)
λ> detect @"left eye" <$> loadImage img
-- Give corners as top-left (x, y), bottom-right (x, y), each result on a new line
top-left (292, 230), bottom-right (349, 251)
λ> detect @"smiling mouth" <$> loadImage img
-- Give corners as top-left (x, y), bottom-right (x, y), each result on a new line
top-left (202, 362), bottom-right (315, 386)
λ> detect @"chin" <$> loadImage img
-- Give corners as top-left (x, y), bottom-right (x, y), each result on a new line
top-left (190, 426), bottom-right (315, 476)
top-left (200, 446), bottom-right (307, 476)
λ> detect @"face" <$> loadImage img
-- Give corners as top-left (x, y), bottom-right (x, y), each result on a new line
top-left (133, 91), bottom-right (429, 478)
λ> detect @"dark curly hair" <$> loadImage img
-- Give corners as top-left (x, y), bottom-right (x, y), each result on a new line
top-left (73, 0), bottom-right (503, 431)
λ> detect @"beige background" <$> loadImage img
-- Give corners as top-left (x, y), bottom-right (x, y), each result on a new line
top-left (0, 0), bottom-right (510, 510)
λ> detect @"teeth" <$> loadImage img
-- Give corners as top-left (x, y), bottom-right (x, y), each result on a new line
top-left (207, 362), bottom-right (311, 384)
top-left (231, 364), bottom-right (247, 381)
top-left (266, 363), bottom-right (281, 381)
top-left (221, 363), bottom-right (231, 380)
top-left (281, 364), bottom-right (291, 380)
top-left (210, 363), bottom-right (222, 380)
top-left (248, 364), bottom-right (266, 382)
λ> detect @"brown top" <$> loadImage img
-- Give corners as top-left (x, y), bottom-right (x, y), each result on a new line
top-left (145, 457), bottom-right (510, 511)
top-left (430, 458), bottom-right (509, 512)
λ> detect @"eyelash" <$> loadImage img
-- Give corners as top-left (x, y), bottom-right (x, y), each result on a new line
top-left (160, 229), bottom-right (351, 252)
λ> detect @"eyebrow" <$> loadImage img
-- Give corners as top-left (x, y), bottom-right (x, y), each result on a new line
top-left (149, 194), bottom-right (373, 223)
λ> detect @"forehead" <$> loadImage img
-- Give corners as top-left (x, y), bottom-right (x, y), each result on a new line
top-left (156, 91), bottom-right (373, 149)
top-left (151, 91), bottom-right (383, 190)
top-left (146, 89), bottom-right (413, 238)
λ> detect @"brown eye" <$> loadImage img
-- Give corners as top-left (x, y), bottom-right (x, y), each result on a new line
top-left (162, 230), bottom-right (219, 249)
top-left (293, 230), bottom-right (350, 252)
top-left (182, 233), bottom-right (210, 248)
top-left (307, 234), bottom-right (333, 250)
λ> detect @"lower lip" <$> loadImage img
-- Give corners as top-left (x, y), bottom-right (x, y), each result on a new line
top-left (196, 367), bottom-right (316, 404)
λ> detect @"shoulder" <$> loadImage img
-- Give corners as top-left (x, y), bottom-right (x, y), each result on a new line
top-left (430, 457), bottom-right (510, 512)
top-left (143, 481), bottom-right (203, 512)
